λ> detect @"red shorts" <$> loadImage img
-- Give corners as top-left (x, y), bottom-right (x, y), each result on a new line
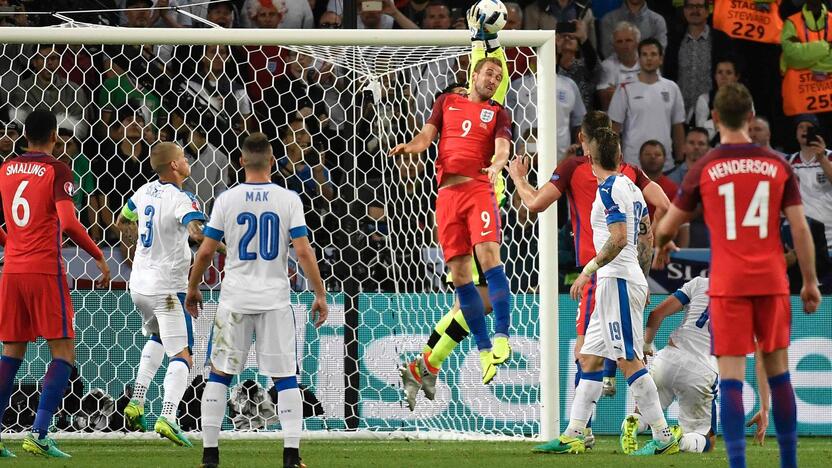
top-left (575, 274), bottom-right (597, 335)
top-left (0, 273), bottom-right (75, 342)
top-left (436, 180), bottom-right (501, 262)
top-left (710, 295), bottom-right (791, 356)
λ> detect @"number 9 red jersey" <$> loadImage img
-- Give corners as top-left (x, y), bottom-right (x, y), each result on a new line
top-left (426, 93), bottom-right (512, 185)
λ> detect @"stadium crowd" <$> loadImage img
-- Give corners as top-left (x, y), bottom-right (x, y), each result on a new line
top-left (0, 0), bottom-right (830, 293)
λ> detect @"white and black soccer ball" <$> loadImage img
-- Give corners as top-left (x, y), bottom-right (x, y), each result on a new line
top-left (473, 0), bottom-right (508, 34)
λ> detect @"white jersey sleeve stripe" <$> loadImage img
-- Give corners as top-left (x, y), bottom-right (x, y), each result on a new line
top-left (204, 226), bottom-right (224, 241)
top-left (672, 289), bottom-right (691, 305)
top-left (289, 225), bottom-right (308, 239)
top-left (181, 211), bottom-right (206, 225)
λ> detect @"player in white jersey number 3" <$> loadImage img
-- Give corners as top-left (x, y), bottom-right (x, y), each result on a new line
top-left (535, 128), bottom-right (678, 456)
top-left (119, 142), bottom-right (221, 447)
top-left (185, 133), bottom-right (328, 468)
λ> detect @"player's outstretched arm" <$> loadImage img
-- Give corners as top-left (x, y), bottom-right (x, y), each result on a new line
top-left (783, 204), bottom-right (821, 313)
top-left (570, 222), bottom-right (627, 300)
top-left (291, 236), bottom-right (328, 328)
top-left (56, 200), bottom-right (110, 288)
top-left (643, 295), bottom-right (683, 358)
top-left (747, 346), bottom-right (770, 445)
top-left (185, 237), bottom-right (219, 318)
top-left (389, 124), bottom-right (438, 157)
top-left (507, 156), bottom-right (561, 212)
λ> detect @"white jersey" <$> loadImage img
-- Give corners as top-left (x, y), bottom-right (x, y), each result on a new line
top-left (204, 183), bottom-right (307, 313)
top-left (788, 149), bottom-right (832, 248)
top-left (127, 181), bottom-right (206, 296)
top-left (590, 175), bottom-right (648, 286)
top-left (668, 276), bottom-right (717, 373)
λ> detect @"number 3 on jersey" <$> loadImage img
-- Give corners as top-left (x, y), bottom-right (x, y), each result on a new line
top-left (237, 211), bottom-right (280, 261)
top-left (717, 181), bottom-right (769, 240)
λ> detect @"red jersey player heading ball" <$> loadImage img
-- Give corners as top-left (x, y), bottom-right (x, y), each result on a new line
top-left (0, 109), bottom-right (109, 458)
top-left (656, 83), bottom-right (820, 468)
top-left (389, 56), bottom-right (513, 385)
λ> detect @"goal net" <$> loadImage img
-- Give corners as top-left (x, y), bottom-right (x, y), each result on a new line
top-left (0, 27), bottom-right (558, 440)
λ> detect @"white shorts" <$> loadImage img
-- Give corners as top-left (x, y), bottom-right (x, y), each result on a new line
top-left (209, 305), bottom-right (297, 378)
top-left (131, 292), bottom-right (193, 357)
top-left (581, 277), bottom-right (647, 361)
top-left (651, 345), bottom-right (717, 435)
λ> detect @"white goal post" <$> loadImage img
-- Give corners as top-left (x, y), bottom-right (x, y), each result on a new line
top-left (0, 27), bottom-right (558, 441)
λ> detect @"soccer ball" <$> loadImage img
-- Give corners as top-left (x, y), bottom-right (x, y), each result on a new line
top-left (472, 0), bottom-right (508, 34)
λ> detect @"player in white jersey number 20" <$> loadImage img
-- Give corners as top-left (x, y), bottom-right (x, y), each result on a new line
top-left (622, 276), bottom-right (771, 453)
top-left (185, 133), bottom-right (328, 468)
top-left (534, 128), bottom-right (678, 456)
top-left (118, 142), bottom-right (224, 447)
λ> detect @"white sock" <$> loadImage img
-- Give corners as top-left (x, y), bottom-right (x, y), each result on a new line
top-left (627, 371), bottom-right (671, 442)
top-left (679, 432), bottom-right (707, 453)
top-left (161, 359), bottom-right (190, 419)
top-left (278, 387), bottom-right (303, 449)
top-left (201, 381), bottom-right (228, 448)
top-left (565, 378), bottom-right (603, 437)
top-left (134, 339), bottom-right (164, 405)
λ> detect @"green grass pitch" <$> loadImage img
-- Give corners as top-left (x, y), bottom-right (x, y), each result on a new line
top-left (2, 436), bottom-right (832, 467)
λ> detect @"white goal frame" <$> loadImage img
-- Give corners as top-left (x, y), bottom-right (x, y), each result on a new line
top-left (0, 27), bottom-right (559, 441)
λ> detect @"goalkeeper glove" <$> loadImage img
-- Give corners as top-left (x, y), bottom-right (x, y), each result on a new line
top-left (467, 6), bottom-right (500, 53)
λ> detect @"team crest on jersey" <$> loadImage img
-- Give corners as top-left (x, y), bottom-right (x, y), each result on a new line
top-left (661, 91), bottom-right (670, 102)
top-left (64, 182), bottom-right (75, 196)
top-left (818, 172), bottom-right (828, 184)
top-left (557, 90), bottom-right (566, 102)
top-left (480, 109), bottom-right (495, 123)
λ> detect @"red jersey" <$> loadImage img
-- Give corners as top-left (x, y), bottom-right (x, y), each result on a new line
top-left (0, 153), bottom-right (74, 275)
top-left (647, 175), bottom-right (678, 219)
top-left (426, 93), bottom-right (512, 185)
top-left (674, 144), bottom-right (802, 297)
top-left (550, 155), bottom-right (652, 266)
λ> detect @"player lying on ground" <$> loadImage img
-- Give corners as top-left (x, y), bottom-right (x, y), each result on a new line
top-left (399, 11), bottom-right (513, 411)
top-left (655, 83), bottom-right (821, 468)
top-left (185, 133), bottom-right (328, 468)
top-left (510, 110), bottom-right (672, 450)
top-left (390, 10), bottom-right (513, 386)
top-left (0, 110), bottom-right (110, 459)
top-left (117, 142), bottom-right (226, 447)
top-left (535, 128), bottom-right (678, 456)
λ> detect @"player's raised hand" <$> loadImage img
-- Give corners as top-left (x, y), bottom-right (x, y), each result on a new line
top-left (800, 282), bottom-right (821, 314)
top-left (311, 294), bottom-right (329, 328)
top-left (570, 273), bottom-right (590, 300)
top-left (94, 257), bottom-right (111, 289)
top-left (185, 287), bottom-right (203, 318)
top-left (508, 155), bottom-right (529, 180)
top-left (746, 409), bottom-right (769, 445)
top-left (652, 241), bottom-right (680, 270)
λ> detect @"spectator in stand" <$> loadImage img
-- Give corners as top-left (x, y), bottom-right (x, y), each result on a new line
top-left (8, 45), bottom-right (89, 138)
top-left (666, 126), bottom-right (710, 186)
top-left (0, 122), bottom-right (20, 161)
top-left (96, 52), bottom-right (161, 137)
top-left (505, 2), bottom-right (522, 30)
top-left (749, 116), bottom-right (783, 157)
top-left (180, 123), bottom-right (230, 212)
top-left (318, 10), bottom-right (341, 28)
top-left (421, 1), bottom-right (452, 29)
top-left (693, 58), bottom-right (745, 143)
top-left (599, 0), bottom-right (666, 59)
top-left (524, 0), bottom-right (597, 51)
top-left (203, 0), bottom-right (237, 28)
top-left (277, 115), bottom-right (335, 205)
top-left (637, 138), bottom-right (689, 246)
top-left (788, 114), bottom-right (832, 248)
top-left (90, 110), bottom-right (155, 245)
top-left (149, 0), bottom-right (193, 28)
top-left (53, 126), bottom-right (95, 222)
top-left (242, 0), bottom-right (314, 29)
top-left (361, 0), bottom-right (418, 29)
top-left (663, 0), bottom-right (734, 119)
top-left (355, 201), bottom-right (394, 292)
top-left (58, 45), bottom-right (101, 98)
top-left (187, 44), bottom-right (255, 134)
top-left (556, 25), bottom-right (597, 111)
top-left (123, 0), bottom-right (153, 27)
top-left (502, 3), bottom-right (533, 80)
top-left (596, 21), bottom-right (640, 111)
top-left (609, 38), bottom-right (685, 170)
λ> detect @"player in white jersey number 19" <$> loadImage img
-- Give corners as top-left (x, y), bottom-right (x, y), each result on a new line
top-left (534, 128), bottom-right (678, 456)
top-left (185, 133), bottom-right (328, 468)
top-left (117, 142), bottom-right (224, 447)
